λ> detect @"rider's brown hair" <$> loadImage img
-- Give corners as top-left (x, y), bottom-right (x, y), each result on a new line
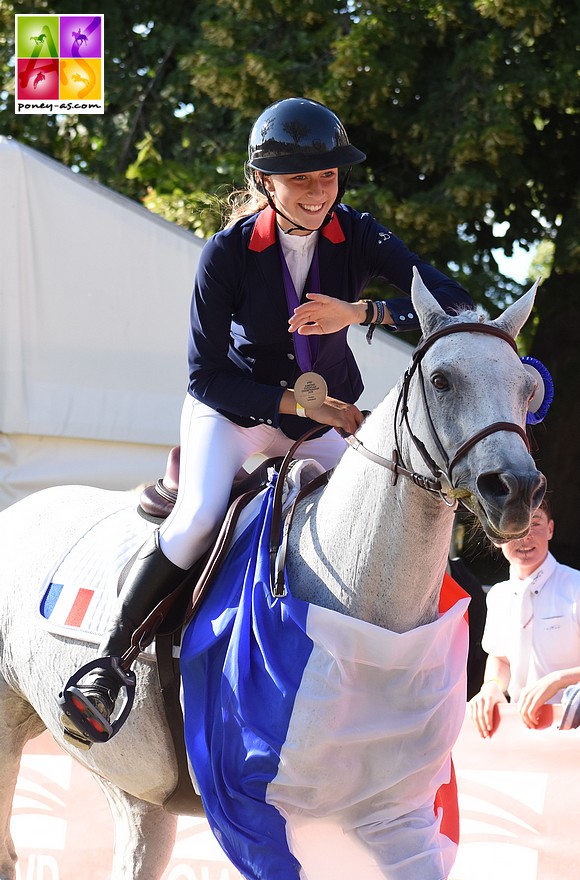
top-left (224, 168), bottom-right (268, 228)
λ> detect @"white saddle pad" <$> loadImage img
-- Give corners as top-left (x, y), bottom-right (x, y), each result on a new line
top-left (38, 505), bottom-right (154, 643)
top-left (37, 459), bottom-right (324, 645)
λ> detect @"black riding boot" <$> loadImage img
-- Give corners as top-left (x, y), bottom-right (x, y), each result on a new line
top-left (59, 529), bottom-right (186, 747)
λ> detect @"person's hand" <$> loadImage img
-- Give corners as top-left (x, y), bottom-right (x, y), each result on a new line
top-left (469, 681), bottom-right (507, 738)
top-left (518, 672), bottom-right (563, 728)
top-left (288, 294), bottom-right (360, 336)
top-left (305, 397), bottom-right (365, 437)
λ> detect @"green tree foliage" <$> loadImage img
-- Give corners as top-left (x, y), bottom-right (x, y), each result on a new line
top-left (1, 0), bottom-right (241, 234)
top-left (1, 0), bottom-right (579, 564)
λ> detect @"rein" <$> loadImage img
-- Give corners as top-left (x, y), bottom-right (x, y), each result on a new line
top-left (344, 322), bottom-right (530, 507)
top-left (269, 425), bottom-right (331, 596)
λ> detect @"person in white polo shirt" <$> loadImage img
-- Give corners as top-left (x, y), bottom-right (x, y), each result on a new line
top-left (470, 496), bottom-right (580, 737)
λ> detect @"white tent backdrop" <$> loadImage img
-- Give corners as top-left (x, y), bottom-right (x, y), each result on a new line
top-left (0, 136), bottom-right (411, 511)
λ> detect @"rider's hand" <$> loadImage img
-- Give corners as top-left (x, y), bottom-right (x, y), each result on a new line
top-left (469, 680), bottom-right (507, 738)
top-left (289, 295), bottom-right (363, 336)
top-left (305, 397), bottom-right (365, 437)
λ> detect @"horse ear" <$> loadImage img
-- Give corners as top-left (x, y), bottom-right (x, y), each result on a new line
top-left (411, 267), bottom-right (448, 336)
top-left (491, 281), bottom-right (539, 340)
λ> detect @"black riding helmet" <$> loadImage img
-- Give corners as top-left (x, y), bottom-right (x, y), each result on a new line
top-left (249, 97), bottom-right (366, 173)
top-left (248, 97), bottom-right (366, 231)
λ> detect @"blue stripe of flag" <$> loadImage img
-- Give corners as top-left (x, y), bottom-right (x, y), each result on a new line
top-left (181, 483), bottom-right (313, 880)
top-left (40, 582), bottom-right (64, 618)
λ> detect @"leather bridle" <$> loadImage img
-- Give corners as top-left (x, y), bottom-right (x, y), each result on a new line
top-left (269, 320), bottom-right (531, 595)
top-left (344, 322), bottom-right (530, 507)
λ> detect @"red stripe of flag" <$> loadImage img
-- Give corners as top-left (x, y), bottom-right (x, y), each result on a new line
top-left (65, 588), bottom-right (94, 627)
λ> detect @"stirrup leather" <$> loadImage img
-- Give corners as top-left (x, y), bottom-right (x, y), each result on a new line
top-left (58, 656), bottom-right (136, 744)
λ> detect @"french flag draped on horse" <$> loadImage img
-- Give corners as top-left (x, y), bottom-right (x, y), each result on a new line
top-left (180, 476), bottom-right (469, 880)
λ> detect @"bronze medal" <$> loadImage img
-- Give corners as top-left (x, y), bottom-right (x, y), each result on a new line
top-left (294, 372), bottom-right (328, 410)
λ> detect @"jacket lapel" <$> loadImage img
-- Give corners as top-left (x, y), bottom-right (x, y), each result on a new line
top-left (248, 207), bottom-right (345, 251)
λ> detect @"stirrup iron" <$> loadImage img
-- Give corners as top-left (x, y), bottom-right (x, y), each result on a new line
top-left (58, 656), bottom-right (136, 744)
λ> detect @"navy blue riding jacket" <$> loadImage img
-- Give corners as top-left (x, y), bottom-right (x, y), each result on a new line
top-left (188, 205), bottom-right (473, 439)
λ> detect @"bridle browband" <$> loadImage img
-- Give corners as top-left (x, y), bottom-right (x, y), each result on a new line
top-left (344, 321), bottom-right (530, 507)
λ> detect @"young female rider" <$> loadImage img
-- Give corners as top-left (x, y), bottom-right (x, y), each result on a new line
top-left (60, 97), bottom-right (473, 744)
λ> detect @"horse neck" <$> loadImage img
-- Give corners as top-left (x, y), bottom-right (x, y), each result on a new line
top-left (305, 393), bottom-right (455, 632)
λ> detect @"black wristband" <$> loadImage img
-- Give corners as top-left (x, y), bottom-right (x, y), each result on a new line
top-left (361, 299), bottom-right (375, 326)
top-left (366, 300), bottom-right (386, 344)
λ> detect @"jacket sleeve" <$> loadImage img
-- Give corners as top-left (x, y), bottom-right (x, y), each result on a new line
top-left (187, 233), bottom-right (286, 425)
top-left (356, 212), bottom-right (474, 332)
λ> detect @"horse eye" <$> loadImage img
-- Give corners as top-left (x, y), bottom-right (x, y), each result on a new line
top-left (431, 373), bottom-right (449, 391)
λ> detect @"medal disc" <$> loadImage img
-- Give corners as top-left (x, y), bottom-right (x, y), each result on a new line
top-left (294, 372), bottom-right (328, 409)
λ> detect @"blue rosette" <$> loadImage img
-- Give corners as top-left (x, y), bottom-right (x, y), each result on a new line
top-left (521, 356), bottom-right (554, 425)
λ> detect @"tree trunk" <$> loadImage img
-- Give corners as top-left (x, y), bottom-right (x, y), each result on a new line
top-left (529, 270), bottom-right (580, 568)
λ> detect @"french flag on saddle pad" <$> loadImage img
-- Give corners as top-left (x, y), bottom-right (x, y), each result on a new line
top-left (180, 480), bottom-right (469, 880)
top-left (40, 581), bottom-right (95, 630)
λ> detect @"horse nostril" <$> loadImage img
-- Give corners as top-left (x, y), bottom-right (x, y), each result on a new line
top-left (477, 470), bottom-right (546, 507)
top-left (477, 471), bottom-right (514, 502)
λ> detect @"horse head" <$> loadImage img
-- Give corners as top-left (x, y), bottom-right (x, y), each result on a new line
top-left (403, 268), bottom-right (546, 543)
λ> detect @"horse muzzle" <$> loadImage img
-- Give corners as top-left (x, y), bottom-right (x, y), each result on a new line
top-left (474, 467), bottom-right (547, 542)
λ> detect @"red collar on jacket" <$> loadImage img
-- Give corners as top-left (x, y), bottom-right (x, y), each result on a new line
top-left (248, 206), bottom-right (345, 252)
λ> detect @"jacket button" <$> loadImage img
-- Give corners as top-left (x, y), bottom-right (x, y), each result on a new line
top-left (287, 353), bottom-right (295, 360)
top-left (279, 380), bottom-right (288, 387)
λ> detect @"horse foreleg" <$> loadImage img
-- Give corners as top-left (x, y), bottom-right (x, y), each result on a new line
top-left (0, 685), bottom-right (45, 880)
top-left (95, 778), bottom-right (178, 880)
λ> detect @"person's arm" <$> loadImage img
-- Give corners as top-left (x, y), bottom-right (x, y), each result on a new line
top-left (288, 296), bottom-right (394, 337)
top-left (189, 235), bottom-right (289, 426)
top-left (278, 389), bottom-right (364, 436)
top-left (518, 667), bottom-right (580, 729)
top-left (469, 656), bottom-right (510, 738)
top-left (288, 210), bottom-right (473, 338)
top-left (372, 231), bottom-right (473, 331)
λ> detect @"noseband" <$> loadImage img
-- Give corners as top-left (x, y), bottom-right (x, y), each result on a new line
top-left (345, 322), bottom-right (530, 507)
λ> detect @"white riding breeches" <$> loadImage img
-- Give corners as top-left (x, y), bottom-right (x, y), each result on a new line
top-left (158, 394), bottom-right (347, 570)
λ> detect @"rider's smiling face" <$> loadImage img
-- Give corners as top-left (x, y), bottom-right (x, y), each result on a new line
top-left (263, 169), bottom-right (339, 235)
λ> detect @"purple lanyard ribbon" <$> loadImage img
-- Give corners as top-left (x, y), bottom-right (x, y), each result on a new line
top-left (278, 242), bottom-right (320, 372)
